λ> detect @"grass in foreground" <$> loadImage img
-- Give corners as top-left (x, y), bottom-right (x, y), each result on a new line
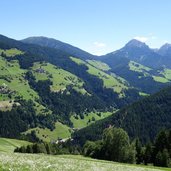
top-left (0, 153), bottom-right (169, 171)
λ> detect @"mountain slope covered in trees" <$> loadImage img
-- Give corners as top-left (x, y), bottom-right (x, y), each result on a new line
top-left (0, 35), bottom-right (141, 140)
top-left (24, 37), bottom-right (171, 94)
top-left (0, 34), bottom-right (171, 143)
top-left (22, 36), bottom-right (95, 60)
top-left (73, 85), bottom-right (171, 145)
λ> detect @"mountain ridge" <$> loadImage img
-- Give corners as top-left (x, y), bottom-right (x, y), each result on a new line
top-left (21, 36), bottom-right (96, 60)
top-left (0, 34), bottom-right (171, 143)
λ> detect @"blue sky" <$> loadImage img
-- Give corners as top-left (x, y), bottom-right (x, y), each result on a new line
top-left (0, 0), bottom-right (171, 55)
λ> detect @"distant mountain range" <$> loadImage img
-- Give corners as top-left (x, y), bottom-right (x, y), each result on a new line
top-left (0, 34), bottom-right (171, 142)
top-left (100, 39), bottom-right (171, 69)
top-left (23, 37), bottom-right (171, 69)
top-left (158, 43), bottom-right (171, 56)
top-left (22, 37), bottom-right (95, 60)
top-left (22, 36), bottom-right (171, 93)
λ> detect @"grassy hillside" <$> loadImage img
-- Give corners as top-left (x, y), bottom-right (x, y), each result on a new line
top-left (32, 62), bottom-right (87, 94)
top-left (86, 59), bottom-right (111, 71)
top-left (0, 153), bottom-right (169, 171)
top-left (70, 111), bottom-right (113, 129)
top-left (71, 57), bottom-right (129, 96)
top-left (129, 61), bottom-right (152, 75)
top-left (0, 48), bottom-right (23, 57)
top-left (0, 46), bottom-right (134, 140)
top-left (25, 122), bottom-right (71, 142)
top-left (129, 61), bottom-right (170, 83)
top-left (152, 76), bottom-right (169, 83)
top-left (0, 51), bottom-right (46, 113)
top-left (25, 111), bottom-right (114, 141)
top-left (0, 37), bottom-right (170, 145)
top-left (160, 68), bottom-right (171, 80)
top-left (0, 138), bottom-right (31, 153)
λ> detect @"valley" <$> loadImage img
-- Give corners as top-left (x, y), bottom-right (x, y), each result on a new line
top-left (0, 34), bottom-right (171, 170)
top-left (0, 35), bottom-right (171, 141)
top-left (2, 1), bottom-right (171, 170)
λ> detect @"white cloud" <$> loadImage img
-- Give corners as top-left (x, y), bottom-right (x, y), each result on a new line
top-left (134, 35), bottom-right (158, 43)
top-left (92, 51), bottom-right (104, 56)
top-left (93, 41), bottom-right (106, 48)
top-left (90, 41), bottom-right (108, 55)
top-left (163, 40), bottom-right (169, 44)
top-left (151, 36), bottom-right (157, 40)
top-left (134, 36), bottom-right (148, 42)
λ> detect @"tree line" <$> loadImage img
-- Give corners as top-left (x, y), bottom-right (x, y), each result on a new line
top-left (14, 139), bottom-right (81, 155)
top-left (0, 98), bottom-right (55, 139)
top-left (15, 127), bottom-right (171, 167)
top-left (83, 127), bottom-right (171, 167)
top-left (73, 86), bottom-right (171, 145)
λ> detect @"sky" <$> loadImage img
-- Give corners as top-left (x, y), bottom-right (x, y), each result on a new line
top-left (0, 0), bottom-right (171, 55)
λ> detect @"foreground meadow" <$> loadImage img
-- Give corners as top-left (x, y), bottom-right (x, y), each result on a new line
top-left (0, 153), bottom-right (170, 171)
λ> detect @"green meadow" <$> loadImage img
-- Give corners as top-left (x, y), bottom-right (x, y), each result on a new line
top-left (25, 122), bottom-right (71, 142)
top-left (70, 111), bottom-right (113, 129)
top-left (0, 138), bottom-right (31, 153)
top-left (0, 153), bottom-right (170, 171)
top-left (71, 57), bottom-right (129, 96)
top-left (32, 62), bottom-right (87, 94)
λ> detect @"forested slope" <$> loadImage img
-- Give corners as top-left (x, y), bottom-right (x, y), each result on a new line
top-left (73, 86), bottom-right (171, 145)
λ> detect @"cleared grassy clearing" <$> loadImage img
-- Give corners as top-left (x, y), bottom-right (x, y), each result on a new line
top-left (0, 56), bottom-right (46, 113)
top-left (0, 56), bottom-right (35, 99)
top-left (86, 59), bottom-right (111, 71)
top-left (152, 76), bottom-right (169, 83)
top-left (129, 60), bottom-right (152, 77)
top-left (26, 111), bottom-right (115, 141)
top-left (0, 48), bottom-right (23, 57)
top-left (160, 68), bottom-right (171, 80)
top-left (0, 138), bottom-right (31, 153)
top-left (32, 62), bottom-right (87, 94)
top-left (129, 61), bottom-right (152, 73)
top-left (129, 61), bottom-right (170, 83)
top-left (0, 153), bottom-right (169, 171)
top-left (139, 92), bottom-right (149, 96)
top-left (71, 57), bottom-right (128, 95)
top-left (25, 122), bottom-right (71, 142)
top-left (0, 100), bottom-right (19, 111)
top-left (71, 111), bottom-right (113, 129)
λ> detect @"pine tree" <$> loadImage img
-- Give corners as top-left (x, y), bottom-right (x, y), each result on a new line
top-left (45, 143), bottom-right (51, 154)
top-left (154, 130), bottom-right (168, 153)
top-left (26, 145), bottom-right (33, 153)
top-left (144, 143), bottom-right (152, 165)
top-left (155, 149), bottom-right (169, 167)
top-left (161, 149), bottom-right (170, 167)
top-left (20, 146), bottom-right (26, 153)
top-left (135, 138), bottom-right (143, 164)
